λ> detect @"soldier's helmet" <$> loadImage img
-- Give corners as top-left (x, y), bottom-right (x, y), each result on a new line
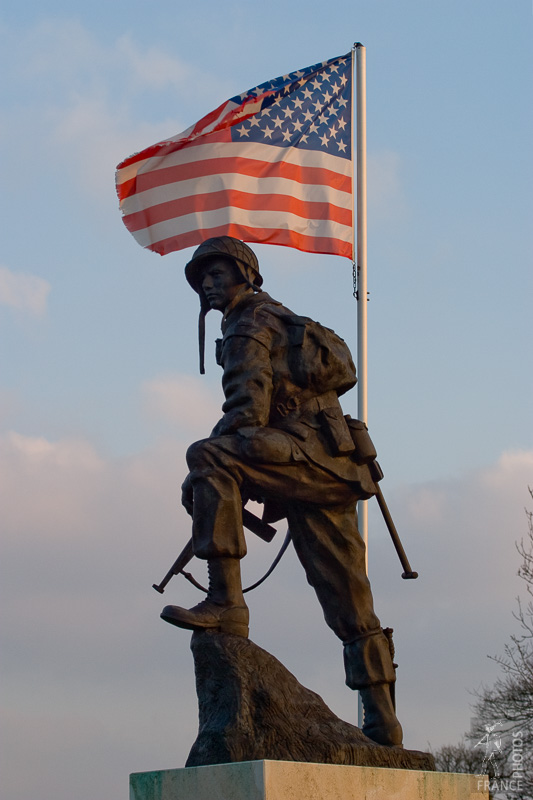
top-left (185, 236), bottom-right (263, 296)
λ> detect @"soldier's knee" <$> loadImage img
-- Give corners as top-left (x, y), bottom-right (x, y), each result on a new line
top-left (186, 436), bottom-right (242, 476)
top-left (185, 438), bottom-right (214, 469)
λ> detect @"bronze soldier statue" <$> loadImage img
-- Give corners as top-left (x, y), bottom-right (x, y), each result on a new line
top-left (161, 236), bottom-right (403, 747)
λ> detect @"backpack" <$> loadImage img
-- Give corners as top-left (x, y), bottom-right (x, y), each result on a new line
top-left (277, 312), bottom-right (357, 398)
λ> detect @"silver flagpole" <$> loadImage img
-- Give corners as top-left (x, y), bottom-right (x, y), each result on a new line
top-left (354, 41), bottom-right (368, 728)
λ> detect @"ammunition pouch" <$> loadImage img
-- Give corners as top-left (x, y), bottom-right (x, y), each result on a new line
top-left (273, 394), bottom-right (381, 465)
top-left (318, 412), bottom-right (380, 463)
top-left (318, 407), bottom-right (355, 455)
top-left (345, 416), bottom-right (378, 465)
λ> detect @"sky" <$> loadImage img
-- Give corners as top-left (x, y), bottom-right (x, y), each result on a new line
top-left (1, 1), bottom-right (532, 798)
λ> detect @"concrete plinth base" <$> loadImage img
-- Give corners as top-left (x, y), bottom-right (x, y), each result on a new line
top-left (130, 760), bottom-right (488, 800)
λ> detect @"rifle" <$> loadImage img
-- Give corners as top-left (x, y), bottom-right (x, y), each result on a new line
top-left (153, 460), bottom-right (418, 594)
top-left (153, 507), bottom-right (277, 594)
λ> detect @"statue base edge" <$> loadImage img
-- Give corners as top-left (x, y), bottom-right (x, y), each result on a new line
top-left (130, 760), bottom-right (488, 800)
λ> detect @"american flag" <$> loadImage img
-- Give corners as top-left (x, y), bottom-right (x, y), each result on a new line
top-left (116, 52), bottom-right (353, 259)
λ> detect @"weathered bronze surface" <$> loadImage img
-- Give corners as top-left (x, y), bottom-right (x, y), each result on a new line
top-left (161, 236), bottom-right (408, 751)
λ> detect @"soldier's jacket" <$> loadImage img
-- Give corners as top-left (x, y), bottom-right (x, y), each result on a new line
top-left (210, 290), bottom-right (376, 498)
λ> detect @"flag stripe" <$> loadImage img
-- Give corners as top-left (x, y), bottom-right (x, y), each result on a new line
top-left (120, 171), bottom-right (351, 219)
top-left (147, 222), bottom-right (352, 259)
top-left (116, 133), bottom-right (351, 186)
top-left (123, 187), bottom-right (351, 234)
top-left (131, 206), bottom-right (351, 251)
top-left (118, 151), bottom-right (350, 205)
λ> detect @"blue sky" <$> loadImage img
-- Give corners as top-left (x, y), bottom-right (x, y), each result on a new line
top-left (1, 2), bottom-right (532, 798)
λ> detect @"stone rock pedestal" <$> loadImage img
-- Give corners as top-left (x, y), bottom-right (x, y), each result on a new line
top-left (187, 631), bottom-right (433, 770)
top-left (130, 760), bottom-right (488, 800)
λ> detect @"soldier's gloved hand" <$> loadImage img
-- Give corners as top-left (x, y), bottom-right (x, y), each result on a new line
top-left (181, 475), bottom-right (194, 516)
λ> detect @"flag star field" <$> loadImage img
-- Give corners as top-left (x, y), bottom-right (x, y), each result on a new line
top-left (230, 56), bottom-right (351, 159)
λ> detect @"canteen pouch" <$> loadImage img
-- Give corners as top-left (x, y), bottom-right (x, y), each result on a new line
top-left (345, 416), bottom-right (378, 464)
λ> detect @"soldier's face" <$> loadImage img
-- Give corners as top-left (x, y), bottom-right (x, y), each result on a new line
top-left (201, 258), bottom-right (248, 311)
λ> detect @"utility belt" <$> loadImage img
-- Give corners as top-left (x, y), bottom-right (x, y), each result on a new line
top-left (274, 389), bottom-right (338, 419)
top-left (274, 390), bottom-right (377, 462)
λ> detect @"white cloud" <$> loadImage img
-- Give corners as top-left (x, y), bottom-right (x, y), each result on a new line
top-left (18, 20), bottom-right (192, 96)
top-left (4, 431), bottom-right (100, 466)
top-left (115, 34), bottom-right (192, 91)
top-left (482, 448), bottom-right (533, 491)
top-left (0, 265), bottom-right (50, 315)
top-left (142, 373), bottom-right (222, 433)
top-left (1, 20), bottom-right (230, 202)
top-left (0, 432), bottom-right (105, 539)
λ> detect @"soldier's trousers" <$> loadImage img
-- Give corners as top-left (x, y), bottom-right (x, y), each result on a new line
top-left (185, 431), bottom-right (396, 689)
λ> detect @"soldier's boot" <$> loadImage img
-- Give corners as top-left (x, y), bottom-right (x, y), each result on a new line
top-left (160, 557), bottom-right (249, 637)
top-left (344, 628), bottom-right (403, 747)
top-left (359, 683), bottom-right (403, 747)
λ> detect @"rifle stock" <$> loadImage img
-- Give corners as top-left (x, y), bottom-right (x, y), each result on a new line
top-left (242, 508), bottom-right (277, 542)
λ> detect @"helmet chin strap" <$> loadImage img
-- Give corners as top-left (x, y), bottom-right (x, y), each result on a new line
top-left (198, 309), bottom-right (206, 375)
top-left (198, 296), bottom-right (211, 375)
top-left (242, 264), bottom-right (262, 293)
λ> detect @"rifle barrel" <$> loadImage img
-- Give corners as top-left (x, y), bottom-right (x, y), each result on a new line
top-left (375, 485), bottom-right (418, 580)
